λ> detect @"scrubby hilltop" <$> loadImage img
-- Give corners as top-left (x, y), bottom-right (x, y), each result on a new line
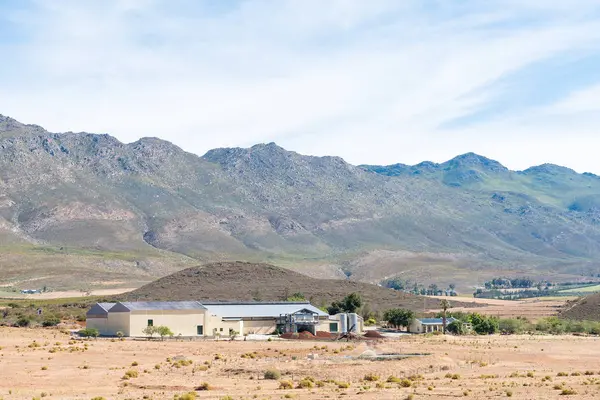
top-left (561, 293), bottom-right (600, 321)
top-left (2, 113), bottom-right (600, 291)
top-left (121, 261), bottom-right (474, 312)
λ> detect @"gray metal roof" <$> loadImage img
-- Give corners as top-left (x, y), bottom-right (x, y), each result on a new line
top-left (115, 301), bottom-right (207, 311)
top-left (86, 302), bottom-right (117, 317)
top-left (418, 317), bottom-right (457, 325)
top-left (99, 302), bottom-right (116, 311)
top-left (202, 302), bottom-right (328, 318)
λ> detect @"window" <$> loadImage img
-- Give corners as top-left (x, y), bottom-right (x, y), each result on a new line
top-left (147, 319), bottom-right (153, 327)
top-left (197, 325), bottom-right (203, 335)
top-left (219, 328), bottom-right (223, 332)
top-left (329, 323), bottom-right (338, 333)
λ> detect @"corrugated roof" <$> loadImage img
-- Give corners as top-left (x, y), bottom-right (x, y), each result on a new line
top-left (86, 302), bottom-right (117, 316)
top-left (99, 302), bottom-right (116, 311)
top-left (117, 301), bottom-right (207, 311)
top-left (202, 302), bottom-right (328, 318)
top-left (418, 317), bottom-right (457, 325)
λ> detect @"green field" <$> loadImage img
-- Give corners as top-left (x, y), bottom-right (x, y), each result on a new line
top-left (559, 284), bottom-right (600, 294)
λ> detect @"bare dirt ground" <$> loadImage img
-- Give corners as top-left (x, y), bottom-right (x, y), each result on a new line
top-left (2, 328), bottom-right (600, 400)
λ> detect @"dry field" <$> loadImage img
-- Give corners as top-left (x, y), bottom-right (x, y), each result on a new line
top-left (427, 296), bottom-right (574, 320)
top-left (2, 328), bottom-right (600, 400)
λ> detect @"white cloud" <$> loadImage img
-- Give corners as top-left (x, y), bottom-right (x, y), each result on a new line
top-left (1, 0), bottom-right (600, 171)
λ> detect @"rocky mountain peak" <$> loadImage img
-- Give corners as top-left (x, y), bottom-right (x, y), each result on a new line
top-left (522, 163), bottom-right (578, 176)
top-left (0, 114), bottom-right (48, 138)
top-left (442, 152), bottom-right (508, 172)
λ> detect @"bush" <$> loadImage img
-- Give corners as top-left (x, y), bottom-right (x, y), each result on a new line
top-left (122, 370), bottom-right (138, 380)
top-left (297, 379), bottom-right (314, 389)
top-left (174, 392), bottom-right (197, 400)
top-left (42, 315), bottom-right (61, 327)
top-left (387, 376), bottom-right (401, 383)
top-left (15, 315), bottom-right (32, 327)
top-left (445, 373), bottom-right (460, 380)
top-left (78, 328), bottom-right (99, 338)
top-left (560, 388), bottom-right (577, 395)
top-left (279, 380), bottom-right (293, 389)
top-left (264, 369), bottom-right (281, 380)
top-left (399, 379), bottom-right (412, 388)
top-left (364, 373), bottom-right (379, 382)
top-left (499, 318), bottom-right (527, 334)
top-left (196, 382), bottom-right (212, 391)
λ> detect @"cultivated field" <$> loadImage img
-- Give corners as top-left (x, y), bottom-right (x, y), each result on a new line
top-left (430, 296), bottom-right (573, 320)
top-left (2, 328), bottom-right (600, 399)
top-left (559, 284), bottom-right (600, 294)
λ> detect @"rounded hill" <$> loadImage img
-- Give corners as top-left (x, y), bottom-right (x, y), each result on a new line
top-left (121, 261), bottom-right (475, 312)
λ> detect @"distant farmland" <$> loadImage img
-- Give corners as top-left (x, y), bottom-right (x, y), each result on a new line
top-left (559, 284), bottom-right (600, 294)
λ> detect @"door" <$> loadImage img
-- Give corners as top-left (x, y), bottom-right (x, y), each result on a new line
top-left (197, 325), bottom-right (203, 335)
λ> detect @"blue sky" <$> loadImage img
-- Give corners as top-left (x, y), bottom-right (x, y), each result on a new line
top-left (1, 0), bottom-right (600, 172)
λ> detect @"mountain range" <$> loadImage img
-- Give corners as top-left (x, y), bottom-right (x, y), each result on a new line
top-left (1, 113), bottom-right (600, 292)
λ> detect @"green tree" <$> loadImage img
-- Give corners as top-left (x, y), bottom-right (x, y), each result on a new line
top-left (446, 320), bottom-right (466, 335)
top-left (342, 293), bottom-right (362, 313)
top-left (469, 313), bottom-right (498, 335)
top-left (155, 326), bottom-right (174, 340)
top-left (142, 325), bottom-right (157, 339)
top-left (327, 301), bottom-right (344, 315)
top-left (383, 308), bottom-right (415, 331)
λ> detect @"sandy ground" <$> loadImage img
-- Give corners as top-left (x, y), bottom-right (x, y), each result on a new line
top-left (2, 328), bottom-right (600, 400)
top-left (3, 288), bottom-right (136, 299)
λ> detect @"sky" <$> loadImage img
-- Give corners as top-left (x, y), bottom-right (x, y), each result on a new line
top-left (1, 1), bottom-right (600, 172)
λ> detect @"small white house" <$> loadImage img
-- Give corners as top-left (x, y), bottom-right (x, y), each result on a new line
top-left (409, 317), bottom-right (457, 334)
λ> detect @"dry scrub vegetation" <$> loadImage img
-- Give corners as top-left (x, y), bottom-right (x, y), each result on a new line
top-left (2, 327), bottom-right (600, 399)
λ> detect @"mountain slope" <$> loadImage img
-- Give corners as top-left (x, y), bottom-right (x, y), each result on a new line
top-left (2, 114), bottom-right (600, 291)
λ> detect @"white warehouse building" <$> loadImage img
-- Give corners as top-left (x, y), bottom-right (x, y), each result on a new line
top-left (86, 301), bottom-right (359, 337)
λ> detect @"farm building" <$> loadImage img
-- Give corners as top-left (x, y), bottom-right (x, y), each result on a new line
top-left (409, 317), bottom-right (457, 333)
top-left (86, 301), bottom-right (351, 337)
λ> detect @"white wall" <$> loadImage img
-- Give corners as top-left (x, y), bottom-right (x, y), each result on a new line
top-left (129, 310), bottom-right (206, 337)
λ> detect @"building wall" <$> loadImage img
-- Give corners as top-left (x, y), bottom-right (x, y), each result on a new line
top-left (129, 310), bottom-right (206, 337)
top-left (317, 318), bottom-right (335, 333)
top-left (86, 317), bottom-right (109, 336)
top-left (107, 312), bottom-right (131, 336)
top-left (205, 317), bottom-right (243, 337)
top-left (242, 319), bottom-right (276, 335)
top-left (409, 320), bottom-right (423, 333)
